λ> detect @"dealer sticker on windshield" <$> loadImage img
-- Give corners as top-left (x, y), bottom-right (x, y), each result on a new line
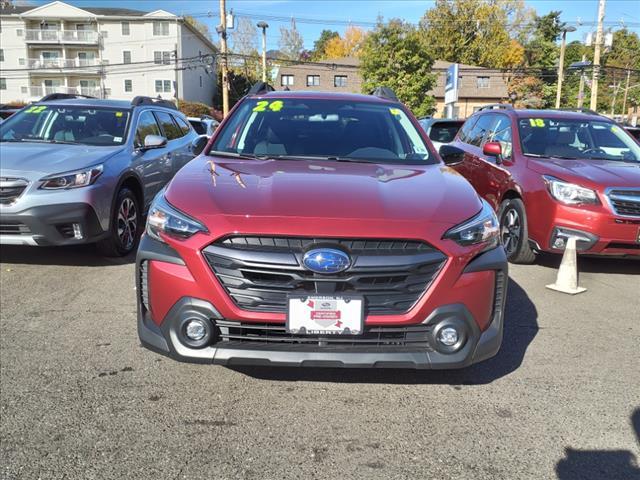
top-left (287, 296), bottom-right (364, 335)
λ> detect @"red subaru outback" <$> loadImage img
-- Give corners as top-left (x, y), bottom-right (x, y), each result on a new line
top-left (136, 86), bottom-right (508, 369)
top-left (442, 106), bottom-right (640, 263)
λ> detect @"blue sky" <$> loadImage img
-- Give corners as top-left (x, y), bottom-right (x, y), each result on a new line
top-left (19, 0), bottom-right (640, 50)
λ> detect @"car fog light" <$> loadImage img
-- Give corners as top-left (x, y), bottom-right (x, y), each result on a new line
top-left (437, 327), bottom-right (459, 347)
top-left (553, 237), bottom-right (566, 249)
top-left (73, 223), bottom-right (83, 240)
top-left (185, 319), bottom-right (207, 341)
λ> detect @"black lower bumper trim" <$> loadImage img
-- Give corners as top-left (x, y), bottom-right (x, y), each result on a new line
top-left (0, 203), bottom-right (105, 246)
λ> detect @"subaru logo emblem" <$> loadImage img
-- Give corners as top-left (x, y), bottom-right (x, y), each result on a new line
top-left (302, 248), bottom-right (351, 274)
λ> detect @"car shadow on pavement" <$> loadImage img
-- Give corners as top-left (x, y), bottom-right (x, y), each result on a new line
top-left (536, 252), bottom-right (640, 275)
top-left (230, 278), bottom-right (539, 385)
top-left (555, 408), bottom-right (640, 480)
top-left (0, 244), bottom-right (135, 267)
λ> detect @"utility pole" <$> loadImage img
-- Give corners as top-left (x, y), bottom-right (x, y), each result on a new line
top-left (257, 21), bottom-right (269, 83)
top-left (555, 26), bottom-right (576, 109)
top-left (219, 0), bottom-right (230, 117)
top-left (173, 46), bottom-right (180, 109)
top-left (590, 0), bottom-right (606, 111)
top-left (621, 69), bottom-right (631, 121)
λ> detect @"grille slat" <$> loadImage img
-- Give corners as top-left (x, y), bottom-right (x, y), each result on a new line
top-left (608, 189), bottom-right (640, 217)
top-left (0, 222), bottom-right (31, 235)
top-left (204, 236), bottom-right (447, 315)
top-left (214, 319), bottom-right (434, 350)
top-left (0, 178), bottom-right (28, 205)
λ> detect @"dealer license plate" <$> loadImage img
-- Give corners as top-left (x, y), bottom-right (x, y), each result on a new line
top-left (287, 296), bottom-right (364, 335)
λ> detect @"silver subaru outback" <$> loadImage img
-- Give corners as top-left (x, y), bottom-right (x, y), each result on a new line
top-left (0, 95), bottom-right (209, 256)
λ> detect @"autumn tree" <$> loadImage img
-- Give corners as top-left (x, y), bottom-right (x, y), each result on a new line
top-left (323, 26), bottom-right (367, 59)
top-left (184, 15), bottom-right (212, 40)
top-left (278, 19), bottom-right (304, 60)
top-left (311, 29), bottom-right (339, 60)
top-left (360, 19), bottom-right (436, 117)
top-left (230, 17), bottom-right (261, 80)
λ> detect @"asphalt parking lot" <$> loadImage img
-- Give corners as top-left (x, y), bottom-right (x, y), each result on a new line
top-left (0, 246), bottom-right (638, 480)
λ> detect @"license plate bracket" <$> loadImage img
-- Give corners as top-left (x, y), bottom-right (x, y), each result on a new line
top-left (286, 295), bottom-right (364, 335)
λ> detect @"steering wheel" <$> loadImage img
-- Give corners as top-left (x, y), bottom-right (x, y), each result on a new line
top-left (581, 147), bottom-right (607, 157)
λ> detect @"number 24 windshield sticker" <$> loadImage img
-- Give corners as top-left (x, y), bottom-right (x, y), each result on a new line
top-left (253, 100), bottom-right (284, 112)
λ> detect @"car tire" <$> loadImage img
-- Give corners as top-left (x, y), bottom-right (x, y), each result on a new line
top-left (498, 198), bottom-right (536, 264)
top-left (97, 187), bottom-right (141, 257)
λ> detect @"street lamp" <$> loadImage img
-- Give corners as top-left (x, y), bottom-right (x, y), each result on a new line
top-left (569, 59), bottom-right (592, 108)
top-left (555, 25), bottom-right (577, 109)
top-left (257, 21), bottom-right (269, 83)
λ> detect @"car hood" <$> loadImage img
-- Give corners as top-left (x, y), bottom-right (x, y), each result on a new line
top-left (165, 156), bottom-right (482, 230)
top-left (0, 142), bottom-right (123, 178)
top-left (528, 157), bottom-right (640, 189)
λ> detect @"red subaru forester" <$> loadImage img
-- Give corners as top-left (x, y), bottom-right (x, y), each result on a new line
top-left (442, 106), bottom-right (640, 263)
top-left (136, 85), bottom-right (508, 368)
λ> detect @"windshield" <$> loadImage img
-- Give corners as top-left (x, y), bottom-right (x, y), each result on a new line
top-left (518, 117), bottom-right (640, 162)
top-left (210, 98), bottom-right (434, 164)
top-left (0, 105), bottom-right (130, 146)
top-left (427, 121), bottom-right (464, 144)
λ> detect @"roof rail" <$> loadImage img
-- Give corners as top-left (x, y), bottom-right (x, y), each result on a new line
top-left (371, 86), bottom-right (398, 101)
top-left (131, 96), bottom-right (177, 110)
top-left (39, 93), bottom-right (96, 102)
top-left (247, 82), bottom-right (275, 95)
top-left (557, 108), bottom-right (600, 116)
top-left (477, 103), bottom-right (514, 111)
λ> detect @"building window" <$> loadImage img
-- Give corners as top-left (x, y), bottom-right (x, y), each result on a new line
top-left (16, 29), bottom-right (23, 36)
top-left (154, 51), bottom-right (172, 65)
top-left (0, 49), bottom-right (3, 62)
top-left (153, 21), bottom-right (170, 36)
top-left (199, 76), bottom-right (202, 88)
top-left (155, 80), bottom-right (172, 93)
top-left (281, 75), bottom-right (294, 86)
top-left (123, 51), bottom-right (131, 64)
top-left (334, 75), bottom-right (347, 87)
top-left (124, 79), bottom-right (132, 92)
top-left (306, 75), bottom-right (320, 87)
top-left (121, 22), bottom-right (130, 36)
top-left (476, 76), bottom-right (490, 88)
top-left (0, 78), bottom-right (6, 90)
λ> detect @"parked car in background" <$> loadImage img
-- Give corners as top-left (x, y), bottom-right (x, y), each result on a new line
top-left (188, 115), bottom-right (219, 137)
top-left (0, 104), bottom-right (22, 124)
top-left (418, 117), bottom-right (465, 152)
top-left (136, 84), bottom-right (508, 369)
top-left (623, 123), bottom-right (640, 142)
top-left (0, 95), bottom-right (206, 256)
top-left (442, 104), bottom-right (640, 263)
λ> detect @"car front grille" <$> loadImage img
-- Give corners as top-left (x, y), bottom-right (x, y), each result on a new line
top-left (0, 178), bottom-right (29, 205)
top-left (607, 189), bottom-right (640, 217)
top-left (0, 221), bottom-right (31, 235)
top-left (214, 319), bottom-right (434, 351)
top-left (203, 236), bottom-right (447, 315)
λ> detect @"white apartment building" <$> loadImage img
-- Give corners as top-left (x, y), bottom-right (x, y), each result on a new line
top-left (0, 1), bottom-right (217, 105)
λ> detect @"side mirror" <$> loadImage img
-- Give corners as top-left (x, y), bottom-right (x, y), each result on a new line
top-left (191, 135), bottom-right (209, 156)
top-left (483, 141), bottom-right (502, 158)
top-left (439, 144), bottom-right (465, 166)
top-left (143, 134), bottom-right (167, 150)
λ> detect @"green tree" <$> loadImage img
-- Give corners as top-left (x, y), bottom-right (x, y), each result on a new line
top-left (420, 0), bottom-right (528, 68)
top-left (311, 29), bottom-right (339, 60)
top-left (360, 19), bottom-right (436, 117)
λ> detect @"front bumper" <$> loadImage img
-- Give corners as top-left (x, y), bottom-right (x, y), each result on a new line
top-left (0, 203), bottom-right (106, 246)
top-left (136, 236), bottom-right (508, 369)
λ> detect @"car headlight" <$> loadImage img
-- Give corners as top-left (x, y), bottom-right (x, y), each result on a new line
top-left (146, 191), bottom-right (207, 242)
top-left (543, 176), bottom-right (598, 205)
top-left (443, 199), bottom-right (499, 248)
top-left (40, 165), bottom-right (103, 189)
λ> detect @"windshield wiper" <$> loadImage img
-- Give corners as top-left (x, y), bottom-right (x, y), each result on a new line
top-left (255, 154), bottom-right (377, 164)
top-left (208, 151), bottom-right (262, 160)
top-left (17, 138), bottom-right (79, 145)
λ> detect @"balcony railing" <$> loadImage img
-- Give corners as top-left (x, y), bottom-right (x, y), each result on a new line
top-left (27, 58), bottom-right (102, 69)
top-left (28, 86), bottom-right (105, 99)
top-left (25, 29), bottom-right (100, 44)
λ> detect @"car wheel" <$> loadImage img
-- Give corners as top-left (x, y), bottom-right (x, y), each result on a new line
top-left (97, 187), bottom-right (141, 257)
top-left (498, 198), bottom-right (536, 264)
